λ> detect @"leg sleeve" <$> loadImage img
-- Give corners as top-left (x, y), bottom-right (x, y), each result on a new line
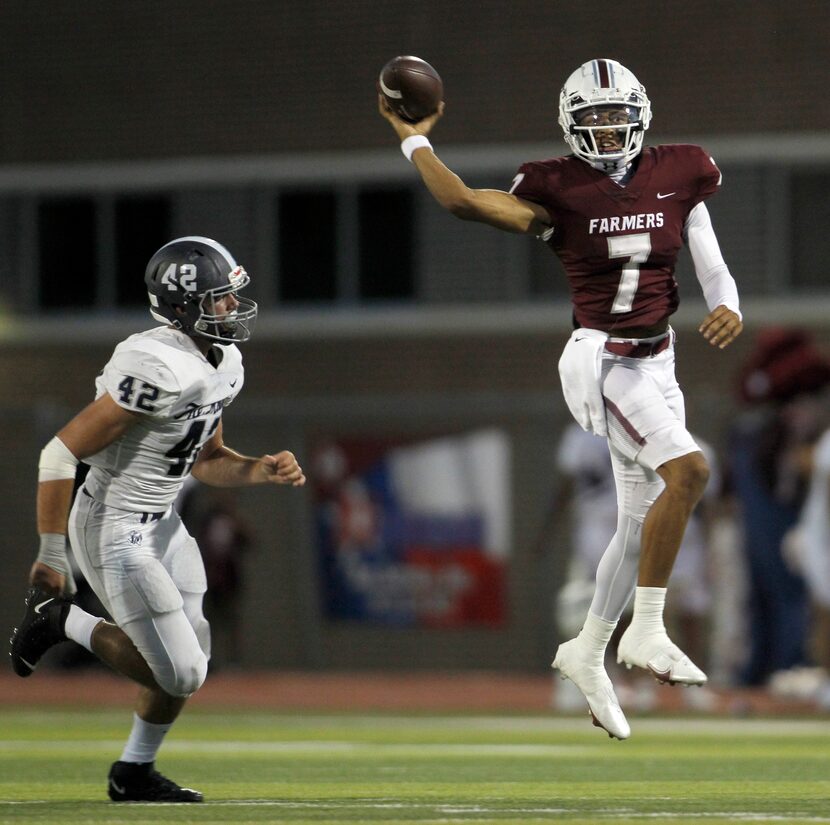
top-left (589, 512), bottom-right (641, 622)
top-left (588, 446), bottom-right (664, 622)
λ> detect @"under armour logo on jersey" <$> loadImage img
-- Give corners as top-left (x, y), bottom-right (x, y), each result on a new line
top-left (129, 531), bottom-right (143, 545)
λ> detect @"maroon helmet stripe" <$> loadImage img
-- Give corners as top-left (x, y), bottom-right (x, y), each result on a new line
top-left (597, 59), bottom-right (611, 88)
top-left (603, 396), bottom-right (647, 446)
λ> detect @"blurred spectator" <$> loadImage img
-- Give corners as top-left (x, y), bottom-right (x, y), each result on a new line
top-left (180, 484), bottom-right (253, 670)
top-left (780, 427), bottom-right (830, 705)
top-left (729, 327), bottom-right (830, 686)
top-left (552, 423), bottom-right (617, 589)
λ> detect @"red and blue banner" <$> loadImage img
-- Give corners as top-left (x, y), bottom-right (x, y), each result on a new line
top-left (311, 429), bottom-right (510, 627)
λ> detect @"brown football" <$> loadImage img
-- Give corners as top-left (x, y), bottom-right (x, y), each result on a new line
top-left (379, 56), bottom-right (443, 123)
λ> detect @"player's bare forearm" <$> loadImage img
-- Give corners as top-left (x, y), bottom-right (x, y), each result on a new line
top-left (378, 93), bottom-right (547, 235)
top-left (415, 152), bottom-right (547, 234)
top-left (33, 479), bottom-right (76, 593)
top-left (192, 444), bottom-right (255, 486)
top-left (193, 445), bottom-right (306, 488)
top-left (699, 305), bottom-right (743, 349)
top-left (36, 478), bottom-right (76, 535)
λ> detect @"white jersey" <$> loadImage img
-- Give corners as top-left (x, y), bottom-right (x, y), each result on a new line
top-left (83, 326), bottom-right (244, 512)
top-left (556, 424), bottom-right (618, 571)
top-left (795, 429), bottom-right (830, 606)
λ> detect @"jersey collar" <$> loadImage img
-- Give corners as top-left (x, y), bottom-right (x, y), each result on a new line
top-left (583, 148), bottom-right (655, 206)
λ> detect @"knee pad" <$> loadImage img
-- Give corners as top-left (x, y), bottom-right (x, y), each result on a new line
top-left (155, 649), bottom-right (208, 698)
top-left (125, 608), bottom-right (209, 698)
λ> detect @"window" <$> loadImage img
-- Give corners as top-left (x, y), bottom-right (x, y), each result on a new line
top-left (38, 197), bottom-right (96, 308)
top-left (278, 190), bottom-right (337, 302)
top-left (358, 188), bottom-right (414, 300)
top-left (115, 195), bottom-right (171, 306)
top-left (791, 172), bottom-right (830, 290)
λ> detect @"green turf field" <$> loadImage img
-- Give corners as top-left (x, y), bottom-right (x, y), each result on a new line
top-left (1, 710), bottom-right (829, 824)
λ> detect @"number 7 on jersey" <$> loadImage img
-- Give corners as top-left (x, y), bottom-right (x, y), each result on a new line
top-left (607, 232), bottom-right (651, 314)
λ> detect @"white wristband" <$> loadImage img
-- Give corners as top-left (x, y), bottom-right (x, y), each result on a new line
top-left (401, 135), bottom-right (432, 162)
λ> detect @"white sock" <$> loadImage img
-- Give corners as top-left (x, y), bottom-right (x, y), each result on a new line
top-left (120, 713), bottom-right (173, 764)
top-left (577, 612), bottom-right (617, 656)
top-left (63, 605), bottom-right (102, 653)
top-left (629, 586), bottom-right (668, 635)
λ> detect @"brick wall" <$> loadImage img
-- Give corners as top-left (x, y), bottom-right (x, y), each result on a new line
top-left (1, 0), bottom-right (827, 162)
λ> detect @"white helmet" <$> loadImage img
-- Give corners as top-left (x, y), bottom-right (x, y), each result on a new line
top-left (558, 59), bottom-right (651, 168)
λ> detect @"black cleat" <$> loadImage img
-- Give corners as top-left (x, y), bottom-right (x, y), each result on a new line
top-left (107, 761), bottom-right (204, 803)
top-left (9, 586), bottom-right (70, 677)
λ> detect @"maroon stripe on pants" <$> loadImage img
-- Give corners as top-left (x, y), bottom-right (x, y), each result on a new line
top-left (597, 59), bottom-right (611, 88)
top-left (603, 396), bottom-right (647, 446)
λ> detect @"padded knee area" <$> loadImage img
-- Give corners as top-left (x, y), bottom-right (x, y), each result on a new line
top-left (154, 648), bottom-right (208, 697)
top-left (123, 609), bottom-right (209, 698)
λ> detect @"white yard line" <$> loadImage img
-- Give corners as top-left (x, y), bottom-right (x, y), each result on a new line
top-left (3, 798), bottom-right (830, 822)
top-left (0, 738), bottom-right (594, 756)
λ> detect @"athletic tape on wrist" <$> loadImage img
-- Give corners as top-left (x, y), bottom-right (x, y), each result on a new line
top-left (38, 436), bottom-right (79, 482)
top-left (37, 533), bottom-right (70, 574)
top-left (401, 135), bottom-right (432, 162)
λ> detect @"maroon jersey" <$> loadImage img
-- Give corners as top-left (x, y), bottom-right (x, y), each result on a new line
top-left (510, 144), bottom-right (721, 331)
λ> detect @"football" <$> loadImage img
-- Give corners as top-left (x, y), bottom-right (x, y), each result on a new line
top-left (378, 56), bottom-right (443, 123)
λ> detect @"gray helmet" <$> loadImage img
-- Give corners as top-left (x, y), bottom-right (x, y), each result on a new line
top-left (145, 236), bottom-right (257, 343)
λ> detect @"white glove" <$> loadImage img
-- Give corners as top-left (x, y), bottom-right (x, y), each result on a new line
top-left (558, 329), bottom-right (608, 436)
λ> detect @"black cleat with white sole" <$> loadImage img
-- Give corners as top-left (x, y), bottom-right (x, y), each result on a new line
top-left (9, 586), bottom-right (71, 677)
top-left (108, 761), bottom-right (204, 802)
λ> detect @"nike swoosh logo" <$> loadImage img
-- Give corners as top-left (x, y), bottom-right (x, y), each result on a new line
top-left (109, 778), bottom-right (126, 795)
top-left (574, 337), bottom-right (586, 342)
top-left (34, 598), bottom-right (54, 615)
top-left (656, 192), bottom-right (676, 199)
top-left (230, 380), bottom-right (237, 388)
top-left (19, 656), bottom-right (37, 671)
top-left (648, 664), bottom-right (673, 683)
